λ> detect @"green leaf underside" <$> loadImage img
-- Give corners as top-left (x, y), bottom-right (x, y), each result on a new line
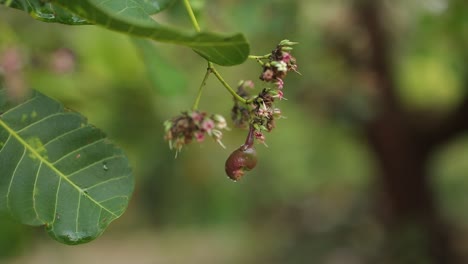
top-left (0, 90), bottom-right (134, 245)
top-left (1, 0), bottom-right (249, 66)
top-left (1, 0), bottom-right (90, 25)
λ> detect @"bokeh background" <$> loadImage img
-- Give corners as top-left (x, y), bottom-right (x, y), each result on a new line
top-left (1, 0), bottom-right (468, 263)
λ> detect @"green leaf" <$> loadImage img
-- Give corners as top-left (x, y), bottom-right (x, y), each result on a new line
top-left (0, 89), bottom-right (134, 245)
top-left (132, 38), bottom-right (188, 96)
top-left (2, 0), bottom-right (90, 25)
top-left (1, 0), bottom-right (250, 66)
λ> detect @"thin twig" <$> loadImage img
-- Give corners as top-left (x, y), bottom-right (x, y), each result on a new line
top-left (192, 64), bottom-right (212, 110)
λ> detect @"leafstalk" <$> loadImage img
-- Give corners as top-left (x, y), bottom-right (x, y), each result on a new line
top-left (209, 65), bottom-right (247, 104)
top-left (183, 0), bottom-right (201, 32)
top-left (192, 64), bottom-right (211, 110)
top-left (183, 0), bottom-right (249, 105)
top-left (248, 54), bottom-right (270, 60)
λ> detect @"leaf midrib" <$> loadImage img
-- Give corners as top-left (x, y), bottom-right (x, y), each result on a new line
top-left (54, 1), bottom-right (246, 47)
top-left (0, 118), bottom-right (118, 218)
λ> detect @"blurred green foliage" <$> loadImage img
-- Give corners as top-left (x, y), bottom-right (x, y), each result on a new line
top-left (1, 0), bottom-right (468, 263)
top-left (0, 212), bottom-right (26, 259)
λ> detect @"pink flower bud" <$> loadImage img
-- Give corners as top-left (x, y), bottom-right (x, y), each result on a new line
top-left (275, 78), bottom-right (284, 89)
top-left (201, 119), bottom-right (215, 132)
top-left (282, 52), bottom-right (291, 63)
top-left (191, 111), bottom-right (204, 123)
top-left (254, 131), bottom-right (266, 143)
top-left (194, 131), bottom-right (205, 142)
top-left (244, 80), bottom-right (255, 89)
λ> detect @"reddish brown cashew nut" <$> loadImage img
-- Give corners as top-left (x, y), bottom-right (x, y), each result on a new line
top-left (225, 125), bottom-right (258, 181)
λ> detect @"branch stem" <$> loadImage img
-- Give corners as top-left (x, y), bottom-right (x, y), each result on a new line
top-left (210, 65), bottom-right (248, 104)
top-left (248, 54), bottom-right (270, 60)
top-left (184, 0), bottom-right (248, 105)
top-left (192, 64), bottom-right (211, 110)
top-left (183, 0), bottom-right (201, 32)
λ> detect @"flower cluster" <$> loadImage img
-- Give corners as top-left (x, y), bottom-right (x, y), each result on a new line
top-left (164, 110), bottom-right (228, 154)
top-left (259, 39), bottom-right (299, 96)
top-left (230, 40), bottom-right (298, 146)
top-left (163, 39), bottom-right (298, 180)
top-left (231, 80), bottom-right (254, 129)
top-left (231, 84), bottom-right (286, 146)
top-left (250, 88), bottom-right (283, 145)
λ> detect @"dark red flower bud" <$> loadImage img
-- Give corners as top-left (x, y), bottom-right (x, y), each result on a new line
top-left (225, 145), bottom-right (257, 181)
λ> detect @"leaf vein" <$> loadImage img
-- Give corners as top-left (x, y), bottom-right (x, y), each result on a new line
top-left (85, 175), bottom-right (128, 191)
top-left (32, 161), bottom-right (43, 223)
top-left (98, 195), bottom-right (129, 204)
top-left (5, 147), bottom-right (26, 211)
top-left (16, 112), bottom-right (71, 134)
top-left (0, 118), bottom-right (119, 218)
top-left (49, 177), bottom-right (62, 227)
top-left (52, 137), bottom-right (106, 165)
top-left (0, 96), bottom-right (38, 117)
top-left (0, 134), bottom-right (12, 156)
top-left (75, 191), bottom-right (81, 233)
top-left (42, 126), bottom-right (95, 148)
top-left (66, 155), bottom-right (125, 179)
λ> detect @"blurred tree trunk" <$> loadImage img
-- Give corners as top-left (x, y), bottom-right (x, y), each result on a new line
top-left (354, 0), bottom-right (460, 263)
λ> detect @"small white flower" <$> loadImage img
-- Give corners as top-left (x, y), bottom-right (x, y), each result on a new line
top-left (212, 114), bottom-right (228, 130)
top-left (211, 129), bottom-right (226, 148)
top-left (275, 61), bottom-right (288, 72)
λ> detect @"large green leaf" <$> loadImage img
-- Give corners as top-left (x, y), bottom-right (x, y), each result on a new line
top-left (1, 0), bottom-right (250, 66)
top-left (0, 89), bottom-right (134, 245)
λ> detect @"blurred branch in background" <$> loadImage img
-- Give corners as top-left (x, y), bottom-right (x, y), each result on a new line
top-left (295, 0), bottom-right (467, 263)
top-left (354, 0), bottom-right (466, 263)
top-left (355, 0), bottom-right (455, 262)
